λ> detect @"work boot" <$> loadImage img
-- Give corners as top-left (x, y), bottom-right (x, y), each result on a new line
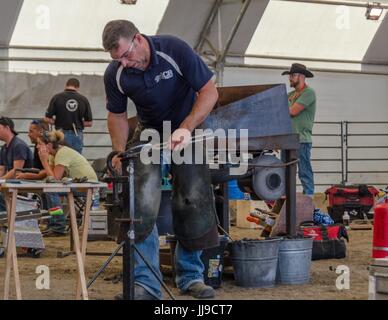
top-left (181, 282), bottom-right (215, 299)
top-left (114, 284), bottom-right (159, 300)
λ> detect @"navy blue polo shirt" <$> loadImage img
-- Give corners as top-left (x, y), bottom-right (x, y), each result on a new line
top-left (0, 136), bottom-right (33, 172)
top-left (104, 35), bottom-right (214, 132)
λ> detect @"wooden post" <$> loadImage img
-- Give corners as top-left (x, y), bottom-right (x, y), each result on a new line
top-left (76, 188), bottom-right (92, 299)
top-left (3, 191), bottom-right (22, 300)
top-left (67, 192), bottom-right (88, 300)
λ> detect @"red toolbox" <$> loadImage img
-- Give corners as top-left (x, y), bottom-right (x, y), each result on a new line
top-left (325, 184), bottom-right (379, 222)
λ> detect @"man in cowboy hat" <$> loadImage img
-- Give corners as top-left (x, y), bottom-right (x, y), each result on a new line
top-left (282, 63), bottom-right (316, 197)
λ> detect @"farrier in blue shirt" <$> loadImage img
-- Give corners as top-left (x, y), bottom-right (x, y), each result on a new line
top-left (104, 35), bottom-right (214, 133)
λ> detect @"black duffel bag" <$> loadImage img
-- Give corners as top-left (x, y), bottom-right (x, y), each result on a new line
top-left (300, 221), bottom-right (349, 260)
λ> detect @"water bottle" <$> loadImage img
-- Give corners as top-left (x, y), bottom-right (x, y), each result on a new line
top-left (91, 190), bottom-right (100, 211)
top-left (343, 211), bottom-right (350, 229)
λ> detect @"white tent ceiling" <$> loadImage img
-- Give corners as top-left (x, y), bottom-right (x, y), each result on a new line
top-left (1, 0), bottom-right (388, 75)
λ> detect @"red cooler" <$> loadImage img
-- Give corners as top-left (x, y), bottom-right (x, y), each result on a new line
top-left (373, 203), bottom-right (388, 258)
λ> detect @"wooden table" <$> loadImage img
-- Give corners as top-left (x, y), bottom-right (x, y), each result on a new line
top-left (1, 181), bottom-right (107, 300)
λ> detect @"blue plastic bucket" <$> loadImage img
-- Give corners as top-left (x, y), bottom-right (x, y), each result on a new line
top-left (228, 180), bottom-right (245, 200)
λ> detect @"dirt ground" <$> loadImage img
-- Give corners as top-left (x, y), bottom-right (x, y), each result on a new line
top-left (0, 194), bottom-right (375, 300)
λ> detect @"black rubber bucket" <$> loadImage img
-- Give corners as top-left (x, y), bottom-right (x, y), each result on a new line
top-left (201, 235), bottom-right (229, 288)
top-left (167, 234), bottom-right (229, 288)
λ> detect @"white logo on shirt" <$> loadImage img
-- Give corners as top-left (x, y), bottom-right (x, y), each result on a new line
top-left (154, 69), bottom-right (173, 83)
top-left (66, 99), bottom-right (79, 112)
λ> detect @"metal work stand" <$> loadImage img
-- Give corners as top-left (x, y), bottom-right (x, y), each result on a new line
top-left (217, 134), bottom-right (299, 237)
top-left (87, 148), bottom-right (175, 300)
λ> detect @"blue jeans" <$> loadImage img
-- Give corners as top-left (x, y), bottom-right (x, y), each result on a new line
top-left (135, 225), bottom-right (204, 299)
top-left (63, 130), bottom-right (83, 154)
top-left (282, 143), bottom-right (314, 196)
top-left (298, 143), bottom-right (314, 196)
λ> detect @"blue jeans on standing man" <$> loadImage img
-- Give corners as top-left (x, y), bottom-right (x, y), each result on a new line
top-left (282, 142), bottom-right (314, 196)
top-left (135, 225), bottom-right (204, 299)
top-left (63, 130), bottom-right (83, 154)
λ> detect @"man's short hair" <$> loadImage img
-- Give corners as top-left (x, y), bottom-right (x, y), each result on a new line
top-left (102, 20), bottom-right (139, 51)
top-left (0, 116), bottom-right (18, 135)
top-left (66, 78), bottom-right (80, 88)
top-left (31, 119), bottom-right (49, 131)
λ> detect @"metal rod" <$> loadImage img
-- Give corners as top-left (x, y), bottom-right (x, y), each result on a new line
top-left (348, 158), bottom-right (388, 161)
top-left (313, 146), bottom-right (342, 149)
top-left (313, 171), bottom-right (343, 174)
top-left (128, 158), bottom-right (136, 300)
top-left (279, 0), bottom-right (388, 9)
top-left (344, 121), bottom-right (349, 183)
top-left (121, 133), bottom-right (215, 157)
top-left (0, 57), bottom-right (110, 63)
top-left (347, 134), bottom-right (388, 136)
top-left (207, 51), bottom-right (388, 67)
top-left (315, 121), bottom-right (343, 124)
top-left (195, 0), bottom-right (224, 52)
top-left (348, 171), bottom-right (388, 173)
top-left (346, 121), bottom-right (388, 124)
top-left (87, 242), bottom-right (124, 289)
top-left (285, 149), bottom-right (297, 237)
top-left (219, 0), bottom-right (252, 64)
top-left (1, 45), bottom-right (104, 52)
top-left (341, 121), bottom-right (345, 184)
top-left (312, 134), bottom-right (341, 136)
top-left (221, 182), bottom-right (230, 234)
top-left (347, 146), bottom-right (388, 148)
top-left (224, 62), bottom-right (388, 76)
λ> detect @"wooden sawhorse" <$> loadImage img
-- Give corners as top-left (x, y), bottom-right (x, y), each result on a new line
top-left (1, 182), bottom-right (106, 300)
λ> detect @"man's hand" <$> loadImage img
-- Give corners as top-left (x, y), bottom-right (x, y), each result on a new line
top-left (15, 172), bottom-right (27, 179)
top-left (168, 128), bottom-right (191, 151)
top-left (111, 154), bottom-right (122, 175)
top-left (38, 144), bottom-right (49, 164)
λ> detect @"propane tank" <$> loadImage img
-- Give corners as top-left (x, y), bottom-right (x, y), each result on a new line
top-left (373, 203), bottom-right (388, 258)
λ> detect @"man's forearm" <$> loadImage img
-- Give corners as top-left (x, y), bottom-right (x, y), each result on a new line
top-left (2, 169), bottom-right (16, 180)
top-left (179, 80), bottom-right (218, 132)
top-left (27, 170), bottom-right (47, 180)
top-left (108, 112), bottom-right (129, 152)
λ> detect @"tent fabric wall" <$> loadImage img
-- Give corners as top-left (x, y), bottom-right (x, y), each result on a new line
top-left (1, 68), bottom-right (388, 191)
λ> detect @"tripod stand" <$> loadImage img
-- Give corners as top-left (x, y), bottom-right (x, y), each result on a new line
top-left (87, 146), bottom-right (175, 300)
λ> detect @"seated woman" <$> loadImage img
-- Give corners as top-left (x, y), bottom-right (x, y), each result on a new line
top-left (37, 130), bottom-right (97, 182)
top-left (37, 130), bottom-right (99, 233)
